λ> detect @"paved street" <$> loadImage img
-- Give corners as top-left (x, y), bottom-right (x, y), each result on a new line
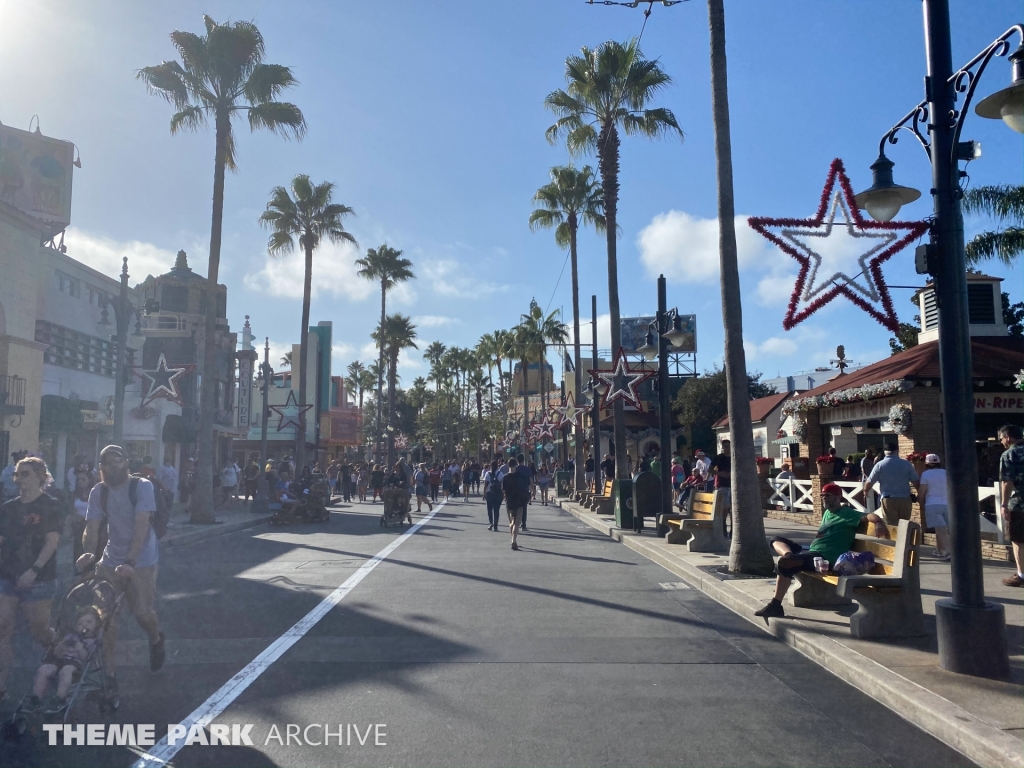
top-left (2, 495), bottom-right (974, 768)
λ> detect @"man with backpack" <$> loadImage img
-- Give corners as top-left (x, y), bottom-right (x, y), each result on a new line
top-left (77, 445), bottom-right (166, 693)
top-left (501, 458), bottom-right (530, 551)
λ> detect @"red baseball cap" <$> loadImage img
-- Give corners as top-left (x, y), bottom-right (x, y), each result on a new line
top-left (821, 483), bottom-right (843, 496)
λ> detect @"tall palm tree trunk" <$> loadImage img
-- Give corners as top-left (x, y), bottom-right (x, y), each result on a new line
top-left (598, 122), bottom-right (627, 480)
top-left (296, 241), bottom-right (313, 469)
top-left (708, 0), bottom-right (774, 574)
top-left (476, 388), bottom-right (483, 467)
top-left (387, 352), bottom-right (397, 468)
top-left (521, 354), bottom-right (530, 451)
top-left (569, 218), bottom-right (585, 491)
top-left (376, 280), bottom-right (387, 463)
top-left (192, 109), bottom-right (229, 524)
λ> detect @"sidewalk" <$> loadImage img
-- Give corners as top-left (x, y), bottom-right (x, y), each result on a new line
top-left (558, 498), bottom-right (1023, 768)
top-left (160, 499), bottom-right (272, 547)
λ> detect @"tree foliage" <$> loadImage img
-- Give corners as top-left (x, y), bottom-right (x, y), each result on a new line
top-left (672, 367), bottom-right (776, 450)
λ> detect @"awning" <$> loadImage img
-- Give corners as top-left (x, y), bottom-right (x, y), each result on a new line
top-left (162, 414), bottom-right (196, 444)
top-left (772, 436), bottom-right (800, 445)
top-left (40, 395), bottom-right (84, 433)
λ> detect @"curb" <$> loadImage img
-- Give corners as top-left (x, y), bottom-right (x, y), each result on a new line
top-left (162, 515), bottom-right (272, 547)
top-left (559, 499), bottom-right (1023, 768)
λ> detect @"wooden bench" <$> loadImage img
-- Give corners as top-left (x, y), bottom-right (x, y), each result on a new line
top-left (788, 519), bottom-right (924, 639)
top-left (664, 489), bottom-right (729, 552)
top-left (588, 480), bottom-right (615, 514)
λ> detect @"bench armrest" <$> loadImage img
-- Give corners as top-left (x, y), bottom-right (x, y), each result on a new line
top-left (837, 574), bottom-right (903, 598)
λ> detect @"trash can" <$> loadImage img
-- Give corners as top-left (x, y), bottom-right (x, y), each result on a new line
top-left (555, 470), bottom-right (572, 498)
top-left (613, 478), bottom-right (634, 529)
top-left (631, 471), bottom-right (661, 533)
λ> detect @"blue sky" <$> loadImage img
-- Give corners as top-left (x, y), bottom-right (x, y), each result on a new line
top-left (1, 0), bottom-right (1021, 385)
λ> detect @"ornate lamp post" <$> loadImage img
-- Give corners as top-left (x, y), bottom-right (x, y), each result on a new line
top-left (852, 3), bottom-right (1020, 679)
top-left (97, 257), bottom-right (144, 445)
top-left (259, 337), bottom-right (273, 466)
top-left (637, 275), bottom-right (689, 519)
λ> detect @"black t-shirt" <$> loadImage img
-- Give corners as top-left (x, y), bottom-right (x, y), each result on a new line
top-left (713, 454), bottom-right (732, 487)
top-left (585, 458), bottom-right (595, 472)
top-left (502, 470), bottom-right (528, 508)
top-left (0, 494), bottom-right (63, 582)
top-left (600, 458), bottom-right (615, 479)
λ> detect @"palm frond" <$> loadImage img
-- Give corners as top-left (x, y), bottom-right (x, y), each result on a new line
top-left (965, 227), bottom-right (1024, 266)
top-left (246, 102), bottom-right (307, 139)
top-left (962, 185), bottom-right (1024, 222)
top-left (135, 62), bottom-right (192, 109)
top-left (242, 63), bottom-right (299, 104)
top-left (266, 229), bottom-right (295, 256)
top-left (169, 105), bottom-right (207, 134)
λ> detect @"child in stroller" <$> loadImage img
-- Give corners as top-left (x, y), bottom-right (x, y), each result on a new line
top-left (23, 606), bottom-right (101, 714)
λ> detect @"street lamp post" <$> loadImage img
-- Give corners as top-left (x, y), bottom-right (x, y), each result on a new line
top-left (638, 275), bottom-right (689, 520)
top-left (260, 337), bottom-right (273, 466)
top-left (853, 1), bottom-right (1019, 679)
top-left (98, 257), bottom-right (144, 445)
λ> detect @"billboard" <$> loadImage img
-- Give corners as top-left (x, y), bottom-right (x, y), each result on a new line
top-left (0, 125), bottom-right (75, 228)
top-left (620, 315), bottom-right (696, 354)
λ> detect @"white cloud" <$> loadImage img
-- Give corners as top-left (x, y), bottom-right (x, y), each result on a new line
top-left (567, 313), bottom-right (612, 352)
top-left (64, 227), bottom-right (180, 284)
top-left (636, 212), bottom-right (772, 283)
top-left (421, 258), bottom-right (502, 298)
top-left (745, 336), bottom-right (799, 358)
top-left (414, 315), bottom-right (461, 328)
top-left (756, 271), bottom-right (799, 306)
top-left (243, 240), bottom-right (373, 301)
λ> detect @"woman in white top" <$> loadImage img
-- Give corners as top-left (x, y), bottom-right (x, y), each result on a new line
top-left (918, 453), bottom-right (949, 560)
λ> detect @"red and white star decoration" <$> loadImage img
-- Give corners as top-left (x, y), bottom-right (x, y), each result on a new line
top-left (532, 413), bottom-right (559, 441)
top-left (138, 353), bottom-right (193, 406)
top-left (748, 158), bottom-right (929, 333)
top-left (269, 389), bottom-right (313, 432)
top-left (553, 393), bottom-right (585, 428)
top-left (588, 348), bottom-right (656, 411)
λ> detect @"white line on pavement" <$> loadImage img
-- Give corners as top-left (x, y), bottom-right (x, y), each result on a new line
top-left (132, 502), bottom-right (445, 768)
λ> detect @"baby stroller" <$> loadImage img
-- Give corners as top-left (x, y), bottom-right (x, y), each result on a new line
top-left (4, 575), bottom-right (126, 737)
top-left (380, 483), bottom-right (412, 527)
top-left (270, 475), bottom-right (331, 525)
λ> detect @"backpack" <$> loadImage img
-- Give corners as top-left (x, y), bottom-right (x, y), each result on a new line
top-left (101, 476), bottom-right (170, 539)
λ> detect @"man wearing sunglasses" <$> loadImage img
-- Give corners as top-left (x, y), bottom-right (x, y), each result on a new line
top-left (77, 445), bottom-right (165, 694)
top-left (755, 483), bottom-right (889, 623)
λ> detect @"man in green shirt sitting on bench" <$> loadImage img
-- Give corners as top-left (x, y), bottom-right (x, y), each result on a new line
top-left (755, 483), bottom-right (890, 623)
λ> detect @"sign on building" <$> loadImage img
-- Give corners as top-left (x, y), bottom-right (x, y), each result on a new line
top-left (0, 125), bottom-right (75, 228)
top-left (620, 314), bottom-right (697, 354)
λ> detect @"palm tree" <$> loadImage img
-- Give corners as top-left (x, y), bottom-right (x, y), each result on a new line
top-left (530, 164), bottom-right (606, 490)
top-left (356, 245), bottom-right (415, 463)
top-left (706, 0), bottom-right (774, 575)
top-left (139, 16), bottom-right (305, 524)
top-left (546, 38), bottom-right (682, 480)
top-left (374, 314), bottom-right (418, 467)
top-left (259, 174), bottom-right (356, 466)
top-left (346, 361), bottom-right (366, 408)
top-left (280, 350), bottom-right (293, 368)
top-left (961, 184), bottom-right (1024, 266)
top-left (468, 368), bottom-right (488, 464)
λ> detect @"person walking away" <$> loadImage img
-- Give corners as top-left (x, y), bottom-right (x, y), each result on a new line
top-left (370, 464), bottom-right (385, 502)
top-left (241, 459), bottom-right (259, 504)
top-left (516, 458), bottom-right (534, 531)
top-left (998, 424), bottom-right (1024, 587)
top-left (0, 456), bottom-right (62, 703)
top-left (755, 483), bottom-right (889, 622)
top-left (501, 458), bottom-right (528, 550)
top-left (78, 445), bottom-right (165, 691)
top-left (483, 460), bottom-right (504, 531)
top-left (600, 453), bottom-right (615, 487)
top-left (157, 455), bottom-right (179, 509)
top-left (584, 453), bottom-right (595, 492)
top-left (428, 464), bottom-right (441, 503)
top-left (339, 460), bottom-right (352, 503)
top-left (862, 443), bottom-right (918, 525)
top-left (918, 454), bottom-right (950, 560)
top-left (441, 464), bottom-right (452, 501)
top-left (357, 464), bottom-right (368, 502)
top-left (180, 458), bottom-right (196, 512)
top-left (451, 464), bottom-right (463, 501)
top-left (712, 440), bottom-right (732, 520)
top-left (414, 463), bottom-right (433, 513)
top-left (536, 463), bottom-right (552, 505)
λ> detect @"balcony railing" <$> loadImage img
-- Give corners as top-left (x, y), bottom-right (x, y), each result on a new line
top-left (0, 375), bottom-right (26, 415)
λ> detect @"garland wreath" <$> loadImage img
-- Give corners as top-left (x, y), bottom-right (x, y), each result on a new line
top-left (888, 404), bottom-right (912, 436)
top-left (782, 379), bottom-right (914, 415)
top-left (748, 158), bottom-right (930, 333)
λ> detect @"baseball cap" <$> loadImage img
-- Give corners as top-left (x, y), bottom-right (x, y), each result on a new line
top-left (821, 483), bottom-right (843, 496)
top-left (99, 445), bottom-right (127, 462)
top-left (925, 454), bottom-right (940, 464)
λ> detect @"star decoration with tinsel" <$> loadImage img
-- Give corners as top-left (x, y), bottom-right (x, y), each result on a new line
top-left (532, 414), bottom-right (559, 441)
top-left (1015, 369), bottom-right (1024, 392)
top-left (589, 347), bottom-right (656, 411)
top-left (394, 434), bottom-right (409, 451)
top-left (139, 353), bottom-right (191, 406)
top-left (553, 393), bottom-right (585, 427)
top-left (269, 389), bottom-right (313, 432)
top-left (748, 158), bottom-right (930, 333)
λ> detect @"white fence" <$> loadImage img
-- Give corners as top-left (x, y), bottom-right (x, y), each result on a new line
top-left (766, 477), bottom-right (1005, 545)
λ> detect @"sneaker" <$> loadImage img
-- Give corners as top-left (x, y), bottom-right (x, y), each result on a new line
top-left (149, 632), bottom-right (166, 672)
top-left (20, 694), bottom-right (42, 714)
top-left (43, 696), bottom-right (67, 715)
top-left (511, 543), bottom-right (519, 551)
top-left (933, 550), bottom-right (951, 561)
top-left (1002, 573), bottom-right (1024, 588)
top-left (521, 526), bottom-right (528, 532)
top-left (754, 600), bottom-right (785, 625)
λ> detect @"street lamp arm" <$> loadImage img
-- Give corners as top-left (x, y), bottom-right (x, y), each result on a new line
top-left (879, 24), bottom-right (1024, 167)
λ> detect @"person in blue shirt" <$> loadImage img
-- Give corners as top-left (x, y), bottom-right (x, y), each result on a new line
top-left (862, 442), bottom-right (919, 525)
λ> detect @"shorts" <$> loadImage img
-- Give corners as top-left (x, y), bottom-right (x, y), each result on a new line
top-left (0, 577), bottom-right (57, 603)
top-left (415, 485), bottom-right (429, 497)
top-left (924, 504), bottom-right (948, 529)
top-left (96, 562), bottom-right (158, 619)
top-left (1009, 497), bottom-right (1024, 544)
top-left (880, 496), bottom-right (913, 525)
top-left (769, 537), bottom-right (822, 578)
top-left (585, 471), bottom-right (594, 482)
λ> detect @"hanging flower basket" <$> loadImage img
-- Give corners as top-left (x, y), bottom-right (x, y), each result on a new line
top-left (816, 454), bottom-right (834, 477)
top-left (755, 456), bottom-right (772, 476)
top-left (792, 417), bottom-right (808, 442)
top-left (888, 404), bottom-right (912, 436)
